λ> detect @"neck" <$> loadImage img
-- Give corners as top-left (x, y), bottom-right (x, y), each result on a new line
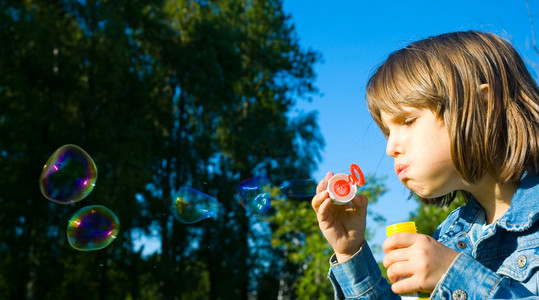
top-left (465, 175), bottom-right (517, 224)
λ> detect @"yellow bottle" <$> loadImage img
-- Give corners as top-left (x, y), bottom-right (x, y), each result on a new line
top-left (386, 222), bottom-right (431, 300)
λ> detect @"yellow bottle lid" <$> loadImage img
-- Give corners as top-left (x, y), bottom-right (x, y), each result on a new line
top-left (386, 221), bottom-right (417, 237)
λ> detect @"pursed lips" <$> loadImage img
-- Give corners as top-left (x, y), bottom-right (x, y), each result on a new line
top-left (394, 164), bottom-right (409, 179)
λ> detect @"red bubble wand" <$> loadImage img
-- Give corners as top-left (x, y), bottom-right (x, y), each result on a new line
top-left (327, 163), bottom-right (365, 205)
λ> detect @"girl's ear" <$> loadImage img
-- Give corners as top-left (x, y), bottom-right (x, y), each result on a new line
top-left (479, 83), bottom-right (489, 106)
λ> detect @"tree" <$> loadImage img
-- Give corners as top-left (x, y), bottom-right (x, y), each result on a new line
top-left (0, 0), bottom-right (169, 298)
top-left (0, 0), bottom-right (323, 299)
top-left (152, 0), bottom-right (322, 298)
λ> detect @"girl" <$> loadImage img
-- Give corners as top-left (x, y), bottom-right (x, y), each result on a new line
top-left (312, 31), bottom-right (539, 299)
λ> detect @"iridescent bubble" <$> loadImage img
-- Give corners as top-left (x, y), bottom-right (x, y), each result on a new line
top-left (39, 144), bottom-right (97, 204)
top-left (67, 205), bottom-right (120, 251)
top-left (171, 187), bottom-right (222, 224)
top-left (280, 179), bottom-right (316, 199)
top-left (237, 176), bottom-right (272, 216)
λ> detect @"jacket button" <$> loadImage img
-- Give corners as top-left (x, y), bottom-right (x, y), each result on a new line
top-left (517, 255), bottom-right (527, 268)
top-left (457, 241), bottom-right (467, 249)
top-left (452, 289), bottom-right (467, 299)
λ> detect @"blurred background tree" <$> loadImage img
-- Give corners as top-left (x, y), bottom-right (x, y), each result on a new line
top-left (0, 0), bottom-right (389, 299)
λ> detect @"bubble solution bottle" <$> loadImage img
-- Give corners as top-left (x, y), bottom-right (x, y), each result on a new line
top-left (386, 222), bottom-right (431, 300)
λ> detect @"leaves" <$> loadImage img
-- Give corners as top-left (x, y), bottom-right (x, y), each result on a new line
top-left (0, 0), bottom-right (324, 299)
top-left (410, 193), bottom-right (466, 237)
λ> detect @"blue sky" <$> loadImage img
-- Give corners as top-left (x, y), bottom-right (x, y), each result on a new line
top-left (283, 0), bottom-right (539, 259)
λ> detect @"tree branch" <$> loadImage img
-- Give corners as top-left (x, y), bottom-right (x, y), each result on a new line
top-left (525, 0), bottom-right (539, 55)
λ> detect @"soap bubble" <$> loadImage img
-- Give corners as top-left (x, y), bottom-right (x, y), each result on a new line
top-left (171, 187), bottom-right (222, 224)
top-left (279, 179), bottom-right (316, 199)
top-left (67, 205), bottom-right (120, 251)
top-left (237, 176), bottom-right (272, 216)
top-left (39, 144), bottom-right (97, 204)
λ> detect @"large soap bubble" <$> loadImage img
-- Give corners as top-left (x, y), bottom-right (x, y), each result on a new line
top-left (237, 176), bottom-right (272, 216)
top-left (39, 144), bottom-right (97, 204)
top-left (279, 179), bottom-right (316, 199)
top-left (171, 187), bottom-right (222, 224)
top-left (67, 205), bottom-right (120, 251)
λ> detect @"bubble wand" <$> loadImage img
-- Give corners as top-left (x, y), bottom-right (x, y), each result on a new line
top-left (326, 163), bottom-right (365, 205)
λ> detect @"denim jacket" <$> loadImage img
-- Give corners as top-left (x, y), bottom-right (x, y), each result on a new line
top-left (328, 173), bottom-right (539, 299)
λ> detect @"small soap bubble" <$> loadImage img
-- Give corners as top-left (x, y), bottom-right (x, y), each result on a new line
top-left (39, 144), bottom-right (97, 204)
top-left (237, 176), bottom-right (272, 216)
top-left (280, 179), bottom-right (316, 199)
top-left (171, 187), bottom-right (221, 224)
top-left (67, 205), bottom-right (120, 251)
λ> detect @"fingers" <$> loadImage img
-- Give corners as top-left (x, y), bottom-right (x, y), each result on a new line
top-left (382, 233), bottom-right (418, 282)
top-left (312, 172), bottom-right (333, 213)
top-left (311, 189), bottom-right (329, 213)
top-left (385, 260), bottom-right (414, 284)
top-left (383, 232), bottom-right (417, 254)
top-left (389, 273), bottom-right (418, 294)
top-left (387, 262), bottom-right (429, 295)
top-left (316, 172), bottom-right (333, 193)
top-left (383, 234), bottom-right (455, 294)
top-left (383, 247), bottom-right (407, 269)
top-left (350, 194), bottom-right (368, 216)
top-left (316, 197), bottom-right (333, 223)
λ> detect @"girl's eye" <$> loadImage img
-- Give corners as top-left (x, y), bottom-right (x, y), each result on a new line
top-left (403, 118), bottom-right (416, 126)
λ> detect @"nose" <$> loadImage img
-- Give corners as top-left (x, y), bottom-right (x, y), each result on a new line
top-left (385, 133), bottom-right (402, 158)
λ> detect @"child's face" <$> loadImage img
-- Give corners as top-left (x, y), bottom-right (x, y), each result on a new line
top-left (380, 106), bottom-right (462, 198)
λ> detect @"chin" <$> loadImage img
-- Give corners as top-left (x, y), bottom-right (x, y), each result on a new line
top-left (416, 191), bottom-right (445, 199)
top-left (409, 184), bottom-right (445, 199)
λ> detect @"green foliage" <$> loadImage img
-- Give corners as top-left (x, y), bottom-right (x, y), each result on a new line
top-left (0, 0), bottom-right (323, 299)
top-left (270, 197), bottom-right (334, 300)
top-left (378, 261), bottom-right (388, 282)
top-left (410, 193), bottom-right (466, 236)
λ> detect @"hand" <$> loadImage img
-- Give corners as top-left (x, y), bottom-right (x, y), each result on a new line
top-left (312, 171), bottom-right (368, 263)
top-left (382, 232), bottom-right (458, 294)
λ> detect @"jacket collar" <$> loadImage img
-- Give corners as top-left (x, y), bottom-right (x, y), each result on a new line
top-left (497, 173), bottom-right (539, 232)
top-left (459, 173), bottom-right (539, 232)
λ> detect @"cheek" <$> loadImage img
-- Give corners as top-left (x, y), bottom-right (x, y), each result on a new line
top-left (414, 161), bottom-right (460, 198)
top-left (423, 142), bottom-right (455, 180)
top-left (422, 127), bottom-right (452, 164)
top-left (411, 145), bottom-right (458, 197)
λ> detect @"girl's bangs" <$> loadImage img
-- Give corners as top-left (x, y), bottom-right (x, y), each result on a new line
top-left (367, 48), bottom-right (441, 125)
top-left (367, 54), bottom-right (424, 122)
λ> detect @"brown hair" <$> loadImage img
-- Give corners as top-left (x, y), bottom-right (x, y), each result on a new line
top-left (366, 31), bottom-right (539, 205)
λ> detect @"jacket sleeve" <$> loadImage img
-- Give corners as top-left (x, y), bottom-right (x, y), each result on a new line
top-left (431, 253), bottom-right (539, 299)
top-left (328, 242), bottom-right (400, 299)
